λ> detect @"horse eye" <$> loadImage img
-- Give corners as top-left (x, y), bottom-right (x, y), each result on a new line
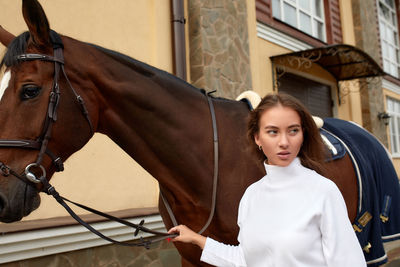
top-left (21, 85), bottom-right (41, 100)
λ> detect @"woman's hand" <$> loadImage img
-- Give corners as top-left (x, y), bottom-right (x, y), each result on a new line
top-left (168, 225), bottom-right (207, 249)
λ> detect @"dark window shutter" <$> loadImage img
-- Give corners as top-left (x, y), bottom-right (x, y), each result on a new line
top-left (256, 0), bottom-right (272, 24)
top-left (278, 73), bottom-right (333, 118)
top-left (324, 0), bottom-right (343, 44)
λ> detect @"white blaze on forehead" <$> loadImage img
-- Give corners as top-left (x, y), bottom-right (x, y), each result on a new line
top-left (0, 71), bottom-right (11, 100)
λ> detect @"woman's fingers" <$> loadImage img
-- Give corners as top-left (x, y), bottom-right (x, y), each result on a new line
top-left (168, 224), bottom-right (184, 234)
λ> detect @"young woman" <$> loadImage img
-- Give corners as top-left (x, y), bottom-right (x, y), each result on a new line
top-left (168, 93), bottom-right (366, 266)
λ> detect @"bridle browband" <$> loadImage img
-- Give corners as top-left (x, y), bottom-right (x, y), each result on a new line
top-left (0, 33), bottom-right (94, 178)
top-left (0, 31), bottom-right (220, 248)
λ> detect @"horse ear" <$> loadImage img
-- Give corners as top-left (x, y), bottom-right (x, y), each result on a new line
top-left (0, 25), bottom-right (15, 47)
top-left (22, 0), bottom-right (50, 46)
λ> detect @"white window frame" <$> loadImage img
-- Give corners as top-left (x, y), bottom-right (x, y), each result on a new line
top-left (271, 0), bottom-right (326, 42)
top-left (377, 0), bottom-right (400, 78)
top-left (387, 97), bottom-right (400, 157)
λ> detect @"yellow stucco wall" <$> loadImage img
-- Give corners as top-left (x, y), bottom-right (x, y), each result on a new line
top-left (0, 0), bottom-right (173, 220)
top-left (338, 0), bottom-right (363, 126)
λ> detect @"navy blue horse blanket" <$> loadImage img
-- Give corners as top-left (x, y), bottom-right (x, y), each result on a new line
top-left (322, 118), bottom-right (400, 266)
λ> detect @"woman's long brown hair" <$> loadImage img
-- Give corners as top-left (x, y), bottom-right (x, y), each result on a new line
top-left (247, 93), bottom-right (328, 176)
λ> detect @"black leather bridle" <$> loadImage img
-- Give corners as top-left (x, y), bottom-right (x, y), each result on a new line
top-left (0, 31), bottom-right (179, 248)
top-left (0, 47), bottom-right (93, 182)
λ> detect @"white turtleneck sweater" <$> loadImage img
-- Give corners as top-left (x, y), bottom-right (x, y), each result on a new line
top-left (200, 158), bottom-right (366, 267)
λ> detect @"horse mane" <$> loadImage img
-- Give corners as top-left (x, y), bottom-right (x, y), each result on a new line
top-left (90, 43), bottom-right (208, 96)
top-left (0, 30), bottom-right (231, 102)
top-left (89, 44), bottom-right (235, 102)
top-left (0, 30), bottom-right (63, 70)
top-left (0, 32), bottom-right (30, 69)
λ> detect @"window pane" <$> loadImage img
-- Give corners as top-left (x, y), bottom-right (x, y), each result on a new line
top-left (396, 117), bottom-right (400, 152)
top-left (397, 48), bottom-right (400, 62)
top-left (382, 41), bottom-right (388, 57)
top-left (391, 63), bottom-right (398, 77)
top-left (389, 45), bottom-right (396, 58)
top-left (380, 2), bottom-right (391, 21)
top-left (300, 12), bottom-right (312, 35)
top-left (387, 27), bottom-right (394, 44)
top-left (284, 2), bottom-right (297, 27)
top-left (385, 0), bottom-right (395, 9)
top-left (272, 0), bottom-right (281, 19)
top-left (396, 101), bottom-right (400, 112)
top-left (390, 118), bottom-right (397, 152)
top-left (388, 99), bottom-right (394, 110)
top-left (380, 21), bottom-right (386, 39)
top-left (272, 0), bottom-right (325, 41)
top-left (387, 98), bottom-right (400, 154)
top-left (314, 0), bottom-right (322, 18)
top-left (379, 0), bottom-right (400, 78)
top-left (392, 11), bottom-right (397, 26)
top-left (299, 0), bottom-right (310, 11)
top-left (316, 20), bottom-right (324, 39)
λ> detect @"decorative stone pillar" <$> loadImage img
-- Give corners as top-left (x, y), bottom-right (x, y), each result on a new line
top-left (187, 0), bottom-right (252, 99)
top-left (351, 0), bottom-right (388, 146)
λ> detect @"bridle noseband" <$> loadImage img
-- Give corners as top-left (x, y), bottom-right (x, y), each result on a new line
top-left (0, 32), bottom-right (94, 184)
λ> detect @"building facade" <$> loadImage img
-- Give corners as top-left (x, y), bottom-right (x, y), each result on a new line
top-left (0, 0), bottom-right (399, 266)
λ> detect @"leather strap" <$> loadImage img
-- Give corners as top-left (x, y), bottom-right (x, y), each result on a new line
top-left (0, 139), bottom-right (63, 171)
top-left (39, 176), bottom-right (177, 248)
top-left (160, 93), bottom-right (219, 235)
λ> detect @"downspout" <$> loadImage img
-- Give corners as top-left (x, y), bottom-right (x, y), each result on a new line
top-left (171, 0), bottom-right (187, 80)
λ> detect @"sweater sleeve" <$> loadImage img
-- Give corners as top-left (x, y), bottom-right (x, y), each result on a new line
top-left (320, 181), bottom-right (366, 267)
top-left (200, 237), bottom-right (247, 267)
top-left (200, 193), bottom-right (248, 266)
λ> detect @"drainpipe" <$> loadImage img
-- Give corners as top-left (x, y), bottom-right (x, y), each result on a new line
top-left (171, 0), bottom-right (187, 80)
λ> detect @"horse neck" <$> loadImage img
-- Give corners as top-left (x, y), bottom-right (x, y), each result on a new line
top-left (67, 42), bottom-right (214, 194)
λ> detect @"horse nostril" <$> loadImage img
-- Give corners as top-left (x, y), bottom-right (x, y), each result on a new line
top-left (0, 193), bottom-right (6, 215)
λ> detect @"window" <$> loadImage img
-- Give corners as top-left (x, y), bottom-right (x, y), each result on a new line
top-left (387, 97), bottom-right (400, 156)
top-left (272, 0), bottom-right (326, 41)
top-left (378, 0), bottom-right (400, 78)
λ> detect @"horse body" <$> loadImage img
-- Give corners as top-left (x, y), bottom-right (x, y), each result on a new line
top-left (87, 43), bottom-right (266, 264)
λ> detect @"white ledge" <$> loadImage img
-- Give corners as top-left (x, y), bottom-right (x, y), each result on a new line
top-left (257, 22), bottom-right (313, 52)
top-left (0, 214), bottom-right (165, 264)
top-left (382, 78), bottom-right (400, 95)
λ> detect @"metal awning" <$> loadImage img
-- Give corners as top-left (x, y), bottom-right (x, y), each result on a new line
top-left (270, 44), bottom-right (384, 81)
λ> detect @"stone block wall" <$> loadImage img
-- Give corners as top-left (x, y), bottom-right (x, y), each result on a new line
top-left (188, 0), bottom-right (252, 99)
top-left (351, 0), bottom-right (388, 146)
top-left (2, 240), bottom-right (181, 267)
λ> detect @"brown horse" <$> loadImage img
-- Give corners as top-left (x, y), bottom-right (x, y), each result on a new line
top-left (0, 1), bottom-right (362, 266)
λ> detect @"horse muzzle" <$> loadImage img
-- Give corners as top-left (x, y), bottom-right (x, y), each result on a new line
top-left (0, 173), bottom-right (41, 223)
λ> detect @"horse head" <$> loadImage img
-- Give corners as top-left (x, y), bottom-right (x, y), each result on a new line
top-left (0, 0), bottom-right (96, 222)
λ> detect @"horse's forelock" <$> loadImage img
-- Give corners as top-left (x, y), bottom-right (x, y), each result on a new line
top-left (0, 31), bottom-right (30, 69)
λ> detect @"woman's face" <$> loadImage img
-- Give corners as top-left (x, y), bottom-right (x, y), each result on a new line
top-left (254, 105), bottom-right (304, 167)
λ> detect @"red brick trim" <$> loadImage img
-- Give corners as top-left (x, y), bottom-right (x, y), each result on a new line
top-left (324, 0), bottom-right (343, 44)
top-left (384, 74), bottom-right (400, 86)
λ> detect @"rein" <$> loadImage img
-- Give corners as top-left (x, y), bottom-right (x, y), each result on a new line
top-left (0, 31), bottom-right (220, 248)
top-left (160, 92), bottom-right (219, 235)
